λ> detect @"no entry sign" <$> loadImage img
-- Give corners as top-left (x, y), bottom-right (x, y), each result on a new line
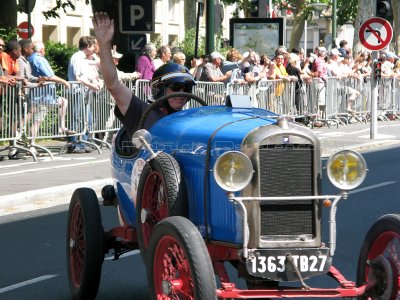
top-left (359, 17), bottom-right (392, 51)
top-left (17, 22), bottom-right (34, 39)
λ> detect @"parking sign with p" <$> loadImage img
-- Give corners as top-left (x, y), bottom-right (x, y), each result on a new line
top-left (119, 0), bottom-right (155, 34)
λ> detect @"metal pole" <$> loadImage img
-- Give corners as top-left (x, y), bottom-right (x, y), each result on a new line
top-left (332, 0), bottom-right (337, 48)
top-left (206, 0), bottom-right (215, 54)
top-left (26, 0), bottom-right (32, 39)
top-left (370, 51), bottom-right (378, 139)
top-left (304, 20), bottom-right (307, 54)
top-left (194, 2), bottom-right (201, 58)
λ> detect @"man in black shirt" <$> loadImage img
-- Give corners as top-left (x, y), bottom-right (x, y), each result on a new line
top-left (92, 12), bottom-right (195, 138)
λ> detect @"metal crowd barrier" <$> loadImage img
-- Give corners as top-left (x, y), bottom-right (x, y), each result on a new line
top-left (0, 82), bottom-right (23, 143)
top-left (226, 82), bottom-right (258, 107)
top-left (134, 79), bottom-right (152, 102)
top-left (257, 79), bottom-right (295, 114)
top-left (191, 81), bottom-right (225, 107)
top-left (0, 82), bottom-right (32, 158)
top-left (87, 85), bottom-right (122, 149)
top-left (2, 76), bottom-right (400, 162)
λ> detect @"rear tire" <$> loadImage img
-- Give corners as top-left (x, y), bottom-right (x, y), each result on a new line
top-left (66, 188), bottom-right (104, 300)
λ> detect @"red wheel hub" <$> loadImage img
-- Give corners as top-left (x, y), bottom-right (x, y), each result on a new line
top-left (366, 230), bottom-right (400, 298)
top-left (141, 172), bottom-right (168, 248)
top-left (69, 203), bottom-right (85, 287)
top-left (153, 236), bottom-right (194, 300)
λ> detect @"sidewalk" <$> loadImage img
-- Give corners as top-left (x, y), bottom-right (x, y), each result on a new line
top-left (315, 120), bottom-right (400, 157)
top-left (1, 120), bottom-right (399, 216)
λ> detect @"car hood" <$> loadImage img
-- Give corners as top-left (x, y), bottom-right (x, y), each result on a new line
top-left (149, 106), bottom-right (277, 154)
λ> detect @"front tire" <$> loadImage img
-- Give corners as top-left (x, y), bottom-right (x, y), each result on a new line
top-left (148, 217), bottom-right (217, 300)
top-left (357, 214), bottom-right (400, 300)
top-left (66, 188), bottom-right (104, 300)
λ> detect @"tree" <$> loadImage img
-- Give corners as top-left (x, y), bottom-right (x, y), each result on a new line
top-left (352, 0), bottom-right (374, 55)
top-left (392, 0), bottom-right (400, 53)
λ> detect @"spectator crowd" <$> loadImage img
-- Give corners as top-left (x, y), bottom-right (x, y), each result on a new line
top-left (1, 33), bottom-right (400, 160)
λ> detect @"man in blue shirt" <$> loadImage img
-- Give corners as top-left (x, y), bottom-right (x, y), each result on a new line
top-left (28, 42), bottom-right (73, 144)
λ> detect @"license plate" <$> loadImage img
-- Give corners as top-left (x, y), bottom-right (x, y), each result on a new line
top-left (246, 248), bottom-right (331, 281)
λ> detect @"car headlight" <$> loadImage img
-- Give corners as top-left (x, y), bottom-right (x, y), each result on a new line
top-left (327, 150), bottom-right (367, 190)
top-left (213, 151), bottom-right (253, 192)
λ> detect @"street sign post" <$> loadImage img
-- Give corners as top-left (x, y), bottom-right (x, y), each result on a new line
top-left (359, 17), bottom-right (393, 140)
top-left (119, 0), bottom-right (155, 34)
top-left (17, 22), bottom-right (34, 39)
top-left (128, 34), bottom-right (147, 53)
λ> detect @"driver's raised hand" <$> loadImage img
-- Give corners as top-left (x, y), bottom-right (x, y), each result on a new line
top-left (92, 11), bottom-right (132, 116)
top-left (92, 12), bottom-right (114, 48)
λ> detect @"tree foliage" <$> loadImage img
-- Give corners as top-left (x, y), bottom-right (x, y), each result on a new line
top-left (45, 41), bottom-right (78, 79)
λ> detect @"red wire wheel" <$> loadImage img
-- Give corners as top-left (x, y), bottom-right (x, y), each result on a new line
top-left (136, 152), bottom-right (187, 264)
top-left (148, 217), bottom-right (217, 300)
top-left (66, 188), bottom-right (104, 300)
top-left (357, 214), bottom-right (400, 300)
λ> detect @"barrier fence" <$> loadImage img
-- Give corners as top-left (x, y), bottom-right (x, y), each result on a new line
top-left (1, 77), bottom-right (399, 161)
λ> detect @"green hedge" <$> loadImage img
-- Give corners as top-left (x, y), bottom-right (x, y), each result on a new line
top-left (44, 41), bottom-right (77, 80)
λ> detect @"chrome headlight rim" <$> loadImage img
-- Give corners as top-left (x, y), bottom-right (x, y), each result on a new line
top-left (327, 150), bottom-right (367, 190)
top-left (213, 151), bottom-right (254, 192)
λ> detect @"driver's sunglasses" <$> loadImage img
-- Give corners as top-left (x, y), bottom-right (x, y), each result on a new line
top-left (166, 83), bottom-right (193, 93)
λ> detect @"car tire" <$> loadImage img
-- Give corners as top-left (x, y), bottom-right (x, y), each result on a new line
top-left (136, 152), bottom-right (187, 265)
top-left (356, 214), bottom-right (400, 300)
top-left (66, 188), bottom-right (104, 300)
top-left (148, 216), bottom-right (217, 300)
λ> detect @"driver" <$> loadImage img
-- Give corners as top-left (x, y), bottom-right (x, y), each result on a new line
top-left (92, 12), bottom-right (195, 137)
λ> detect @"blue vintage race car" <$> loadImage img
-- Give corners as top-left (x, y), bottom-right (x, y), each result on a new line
top-left (66, 92), bottom-right (400, 299)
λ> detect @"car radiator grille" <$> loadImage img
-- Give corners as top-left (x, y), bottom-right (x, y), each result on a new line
top-left (259, 144), bottom-right (315, 237)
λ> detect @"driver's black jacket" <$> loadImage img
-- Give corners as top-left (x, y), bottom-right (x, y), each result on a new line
top-left (114, 94), bottom-right (167, 138)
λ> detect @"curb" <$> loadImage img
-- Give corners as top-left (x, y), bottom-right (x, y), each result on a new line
top-left (0, 178), bottom-right (112, 215)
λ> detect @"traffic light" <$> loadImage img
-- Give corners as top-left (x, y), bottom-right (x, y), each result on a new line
top-left (376, 0), bottom-right (392, 20)
top-left (250, 0), bottom-right (259, 17)
top-left (374, 61), bottom-right (382, 80)
top-left (18, 0), bottom-right (36, 14)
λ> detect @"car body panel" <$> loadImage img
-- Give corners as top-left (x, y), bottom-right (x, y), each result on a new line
top-left (111, 106), bottom-right (278, 244)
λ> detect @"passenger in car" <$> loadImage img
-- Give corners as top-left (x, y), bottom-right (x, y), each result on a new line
top-left (92, 12), bottom-right (196, 138)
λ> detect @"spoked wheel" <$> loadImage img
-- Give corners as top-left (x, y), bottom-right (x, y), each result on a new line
top-left (136, 152), bottom-right (187, 264)
top-left (148, 217), bottom-right (217, 300)
top-left (66, 188), bottom-right (104, 300)
top-left (357, 214), bottom-right (400, 300)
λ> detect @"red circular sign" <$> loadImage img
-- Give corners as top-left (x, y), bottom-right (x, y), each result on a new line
top-left (17, 22), bottom-right (35, 39)
top-left (359, 17), bottom-right (392, 51)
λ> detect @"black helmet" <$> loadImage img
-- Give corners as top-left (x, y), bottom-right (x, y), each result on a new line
top-left (151, 62), bottom-right (195, 100)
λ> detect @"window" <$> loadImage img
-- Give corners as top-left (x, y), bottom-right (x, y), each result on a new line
top-left (168, 0), bottom-right (176, 21)
top-left (42, 25), bottom-right (58, 42)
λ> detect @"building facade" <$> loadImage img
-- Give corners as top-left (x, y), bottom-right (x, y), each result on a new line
top-left (17, 0), bottom-right (343, 54)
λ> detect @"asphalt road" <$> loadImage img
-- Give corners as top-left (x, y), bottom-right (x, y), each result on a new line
top-left (0, 146), bottom-right (399, 299)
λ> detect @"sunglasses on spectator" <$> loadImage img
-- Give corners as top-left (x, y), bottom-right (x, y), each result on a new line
top-left (0, 44), bottom-right (5, 47)
top-left (166, 83), bottom-right (193, 93)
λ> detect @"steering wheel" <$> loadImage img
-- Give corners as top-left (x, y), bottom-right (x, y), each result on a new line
top-left (139, 92), bottom-right (208, 129)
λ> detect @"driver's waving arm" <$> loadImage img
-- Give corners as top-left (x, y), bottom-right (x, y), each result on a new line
top-left (92, 12), bottom-right (196, 135)
top-left (92, 12), bottom-right (132, 115)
